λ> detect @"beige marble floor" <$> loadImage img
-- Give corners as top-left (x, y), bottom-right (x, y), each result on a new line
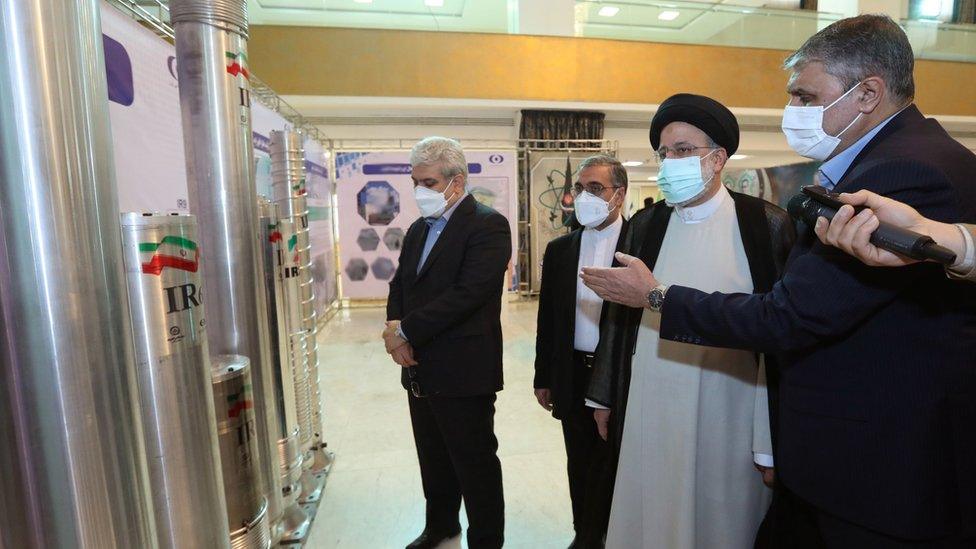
top-left (305, 296), bottom-right (574, 549)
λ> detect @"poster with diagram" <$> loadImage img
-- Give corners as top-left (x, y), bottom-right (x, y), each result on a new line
top-left (335, 150), bottom-right (517, 300)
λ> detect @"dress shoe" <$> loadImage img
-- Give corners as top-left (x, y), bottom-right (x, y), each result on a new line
top-left (405, 527), bottom-right (462, 549)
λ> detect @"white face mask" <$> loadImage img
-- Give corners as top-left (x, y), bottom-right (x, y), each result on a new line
top-left (657, 149), bottom-right (717, 206)
top-left (574, 189), bottom-right (619, 228)
top-left (781, 82), bottom-right (864, 161)
top-left (414, 177), bottom-right (459, 218)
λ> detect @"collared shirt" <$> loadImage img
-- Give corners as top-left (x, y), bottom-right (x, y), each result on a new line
top-left (397, 192), bottom-right (469, 341)
top-left (817, 109), bottom-right (904, 190)
top-left (417, 192), bottom-right (468, 273)
top-left (673, 184), bottom-right (730, 224)
top-left (574, 216), bottom-right (624, 352)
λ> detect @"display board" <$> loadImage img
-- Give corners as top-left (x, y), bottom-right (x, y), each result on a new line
top-left (335, 150), bottom-right (518, 300)
top-left (304, 139), bottom-right (340, 310)
top-left (101, 2), bottom-right (188, 213)
top-left (526, 151), bottom-right (593, 293)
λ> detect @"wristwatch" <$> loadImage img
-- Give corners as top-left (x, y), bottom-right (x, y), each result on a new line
top-left (646, 284), bottom-right (669, 312)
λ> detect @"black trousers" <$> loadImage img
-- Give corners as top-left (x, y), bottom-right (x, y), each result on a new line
top-left (755, 483), bottom-right (975, 549)
top-left (560, 353), bottom-right (610, 547)
top-left (408, 392), bottom-right (504, 549)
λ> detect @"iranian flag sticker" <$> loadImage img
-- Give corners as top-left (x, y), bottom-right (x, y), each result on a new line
top-left (139, 235), bottom-right (199, 275)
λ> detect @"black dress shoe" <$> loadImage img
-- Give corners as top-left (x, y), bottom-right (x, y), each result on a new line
top-left (405, 527), bottom-right (462, 549)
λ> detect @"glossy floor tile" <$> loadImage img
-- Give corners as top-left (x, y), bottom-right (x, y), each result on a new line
top-left (305, 297), bottom-right (574, 549)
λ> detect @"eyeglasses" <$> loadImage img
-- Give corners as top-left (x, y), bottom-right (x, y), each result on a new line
top-left (573, 182), bottom-right (622, 196)
top-left (654, 145), bottom-right (717, 163)
top-left (407, 366), bottom-right (426, 398)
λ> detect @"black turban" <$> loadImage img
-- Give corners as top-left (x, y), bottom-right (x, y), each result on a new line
top-left (649, 93), bottom-right (739, 156)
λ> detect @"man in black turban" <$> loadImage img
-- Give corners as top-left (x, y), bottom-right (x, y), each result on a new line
top-left (581, 93), bottom-right (795, 548)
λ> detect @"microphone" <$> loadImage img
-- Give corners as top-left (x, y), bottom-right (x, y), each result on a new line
top-left (787, 188), bottom-right (957, 265)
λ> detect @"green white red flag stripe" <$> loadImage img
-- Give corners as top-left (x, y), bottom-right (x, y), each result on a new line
top-left (139, 235), bottom-right (199, 275)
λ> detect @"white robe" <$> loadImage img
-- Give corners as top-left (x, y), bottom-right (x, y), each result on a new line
top-left (606, 189), bottom-right (773, 549)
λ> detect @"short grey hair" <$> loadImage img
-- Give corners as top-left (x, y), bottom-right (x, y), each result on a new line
top-left (578, 154), bottom-right (628, 189)
top-left (784, 14), bottom-right (915, 103)
top-left (410, 136), bottom-right (468, 180)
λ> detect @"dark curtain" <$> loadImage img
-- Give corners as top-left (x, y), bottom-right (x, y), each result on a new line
top-left (955, 0), bottom-right (975, 23)
top-left (519, 110), bottom-right (605, 149)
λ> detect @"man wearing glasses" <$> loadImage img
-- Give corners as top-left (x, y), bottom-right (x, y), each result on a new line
top-left (584, 94), bottom-right (794, 549)
top-left (384, 137), bottom-right (511, 549)
top-left (533, 154), bottom-right (628, 548)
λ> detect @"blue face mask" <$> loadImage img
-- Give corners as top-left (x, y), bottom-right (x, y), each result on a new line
top-left (657, 149), bottom-right (717, 206)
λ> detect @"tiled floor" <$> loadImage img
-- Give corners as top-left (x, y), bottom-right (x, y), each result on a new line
top-left (305, 296), bottom-right (574, 549)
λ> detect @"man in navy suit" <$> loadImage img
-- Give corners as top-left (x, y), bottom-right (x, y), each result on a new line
top-left (582, 15), bottom-right (976, 547)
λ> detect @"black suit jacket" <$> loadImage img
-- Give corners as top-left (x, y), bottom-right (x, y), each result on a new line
top-left (533, 220), bottom-right (628, 420)
top-left (387, 195), bottom-right (512, 397)
top-left (660, 106), bottom-right (976, 539)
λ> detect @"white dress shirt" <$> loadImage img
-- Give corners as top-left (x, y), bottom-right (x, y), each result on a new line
top-left (574, 216), bottom-right (624, 353)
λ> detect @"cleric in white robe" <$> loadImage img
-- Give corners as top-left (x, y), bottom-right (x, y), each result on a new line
top-left (582, 94), bottom-right (796, 549)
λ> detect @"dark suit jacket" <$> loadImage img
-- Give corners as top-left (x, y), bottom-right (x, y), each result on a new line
top-left (586, 190), bottom-right (795, 472)
top-left (387, 195), bottom-right (512, 397)
top-left (660, 106), bottom-right (976, 539)
top-left (533, 220), bottom-right (628, 420)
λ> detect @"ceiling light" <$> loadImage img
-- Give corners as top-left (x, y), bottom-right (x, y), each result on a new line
top-left (425, 0), bottom-right (444, 6)
top-left (647, 176), bottom-right (658, 181)
top-left (658, 10), bottom-right (680, 21)
top-left (730, 154), bottom-right (750, 160)
top-left (622, 160), bottom-right (642, 167)
top-left (598, 6), bottom-right (620, 17)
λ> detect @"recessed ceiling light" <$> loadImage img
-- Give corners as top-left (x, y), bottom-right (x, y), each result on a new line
top-left (598, 6), bottom-right (620, 17)
top-left (622, 160), bottom-right (643, 167)
top-left (647, 176), bottom-right (658, 181)
top-left (658, 10), bottom-right (680, 21)
top-left (730, 154), bottom-right (750, 160)
top-left (425, 0), bottom-right (444, 6)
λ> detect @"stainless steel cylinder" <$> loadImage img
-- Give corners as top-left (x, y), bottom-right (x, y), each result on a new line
top-left (279, 217), bottom-right (314, 450)
top-left (271, 130), bottom-right (326, 469)
top-left (122, 213), bottom-right (231, 549)
top-left (0, 0), bottom-right (157, 546)
top-left (172, 0), bottom-right (284, 539)
top-left (259, 199), bottom-right (311, 542)
top-left (211, 355), bottom-right (270, 549)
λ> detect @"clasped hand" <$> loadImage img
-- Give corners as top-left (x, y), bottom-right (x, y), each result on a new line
top-left (382, 320), bottom-right (418, 367)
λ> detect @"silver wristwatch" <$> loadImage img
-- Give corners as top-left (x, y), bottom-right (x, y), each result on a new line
top-left (646, 284), bottom-right (669, 312)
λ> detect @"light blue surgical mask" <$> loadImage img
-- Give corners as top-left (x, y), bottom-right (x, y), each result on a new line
top-left (657, 149), bottom-right (718, 206)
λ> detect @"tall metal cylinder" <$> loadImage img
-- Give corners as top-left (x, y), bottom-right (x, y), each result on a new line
top-left (122, 213), bottom-right (231, 549)
top-left (278, 216), bottom-right (314, 452)
top-left (258, 199), bottom-right (311, 543)
top-left (171, 0), bottom-right (284, 540)
top-left (211, 355), bottom-right (271, 549)
top-left (271, 130), bottom-right (332, 501)
top-left (0, 1), bottom-right (157, 547)
top-left (270, 130), bottom-right (325, 447)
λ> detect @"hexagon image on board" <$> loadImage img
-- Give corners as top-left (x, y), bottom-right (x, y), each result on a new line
top-left (357, 228), bottom-right (380, 251)
top-left (345, 258), bottom-right (369, 281)
top-left (356, 180), bottom-right (400, 226)
top-left (371, 257), bottom-right (396, 281)
top-left (383, 228), bottom-right (404, 251)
